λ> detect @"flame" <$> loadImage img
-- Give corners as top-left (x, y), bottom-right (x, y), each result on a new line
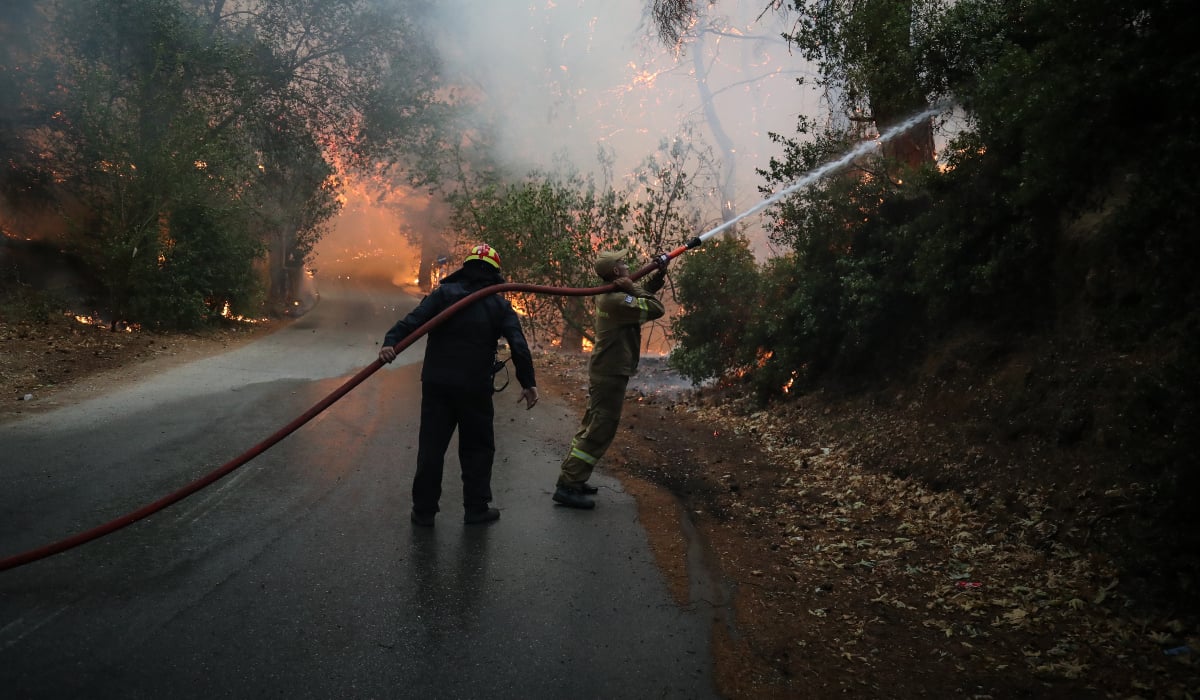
top-left (781, 370), bottom-right (798, 394)
top-left (615, 63), bottom-right (670, 95)
top-left (71, 313), bottom-right (137, 332)
top-left (219, 301), bottom-right (265, 324)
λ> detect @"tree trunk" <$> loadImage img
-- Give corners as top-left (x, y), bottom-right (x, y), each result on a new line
top-left (692, 31), bottom-right (738, 222)
top-left (561, 296), bottom-right (588, 353)
top-left (864, 0), bottom-right (935, 169)
top-left (267, 227), bottom-right (289, 315)
top-left (876, 107), bottom-right (935, 168)
top-left (419, 225), bottom-right (446, 292)
top-left (418, 256), bottom-right (434, 292)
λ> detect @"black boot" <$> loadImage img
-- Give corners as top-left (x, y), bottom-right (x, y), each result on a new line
top-left (464, 507), bottom-right (500, 524)
top-left (553, 486), bottom-right (596, 510)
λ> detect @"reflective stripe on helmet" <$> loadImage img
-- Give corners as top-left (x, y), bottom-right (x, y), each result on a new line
top-left (465, 244), bottom-right (501, 269)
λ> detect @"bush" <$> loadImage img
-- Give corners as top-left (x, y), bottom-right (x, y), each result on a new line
top-left (668, 234), bottom-right (760, 384)
top-left (128, 202), bottom-right (264, 330)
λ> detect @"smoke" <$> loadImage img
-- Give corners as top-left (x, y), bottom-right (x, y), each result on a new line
top-left (6, 1), bottom-right (825, 291)
top-left (419, 0), bottom-right (821, 234)
top-left (315, 184), bottom-right (422, 285)
top-left (325, 0), bottom-right (825, 280)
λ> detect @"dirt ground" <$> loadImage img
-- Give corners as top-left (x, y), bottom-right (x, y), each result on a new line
top-left (0, 314), bottom-right (281, 417)
top-left (2, 314), bottom-right (1197, 698)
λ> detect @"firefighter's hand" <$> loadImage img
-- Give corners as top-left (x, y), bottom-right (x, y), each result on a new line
top-left (519, 386), bottom-right (539, 410)
top-left (653, 253), bottom-right (671, 272)
top-left (379, 346), bottom-right (397, 364)
top-left (613, 276), bottom-right (636, 294)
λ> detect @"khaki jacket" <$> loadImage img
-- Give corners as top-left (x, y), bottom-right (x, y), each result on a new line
top-left (588, 271), bottom-right (666, 377)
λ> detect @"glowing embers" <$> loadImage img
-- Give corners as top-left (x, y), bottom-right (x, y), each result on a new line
top-left (508, 293), bottom-right (531, 317)
top-left (547, 336), bottom-right (596, 352)
top-left (71, 312), bottom-right (137, 333)
top-left (781, 370), bottom-right (798, 394)
top-left (219, 301), bottom-right (265, 324)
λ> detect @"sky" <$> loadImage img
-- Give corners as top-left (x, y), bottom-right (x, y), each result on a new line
top-left (316, 0), bottom-right (824, 275)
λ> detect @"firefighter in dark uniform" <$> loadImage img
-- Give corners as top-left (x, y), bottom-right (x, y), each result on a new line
top-left (553, 248), bottom-right (668, 509)
top-left (379, 244), bottom-right (538, 526)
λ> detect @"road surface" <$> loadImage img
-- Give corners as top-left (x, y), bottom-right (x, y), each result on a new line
top-left (0, 276), bottom-right (717, 698)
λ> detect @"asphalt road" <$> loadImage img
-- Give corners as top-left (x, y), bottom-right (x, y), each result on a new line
top-left (0, 276), bottom-right (717, 699)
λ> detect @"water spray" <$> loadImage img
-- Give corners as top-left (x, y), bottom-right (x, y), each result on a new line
top-left (0, 102), bottom-right (948, 572)
top-left (639, 102), bottom-right (950, 276)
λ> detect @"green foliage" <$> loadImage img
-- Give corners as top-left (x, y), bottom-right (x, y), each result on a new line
top-left (448, 135), bottom-right (708, 347)
top-left (747, 118), bottom-right (935, 394)
top-left (1, 0), bottom-right (440, 325)
top-left (920, 0), bottom-right (1200, 337)
top-left (49, 0), bottom-right (252, 325)
top-left (667, 234), bottom-right (759, 384)
top-left (449, 170), bottom-right (630, 346)
top-left (628, 134), bottom-right (709, 255)
top-left (664, 0), bottom-right (1199, 403)
top-left (786, 0), bottom-right (949, 128)
top-left (128, 200), bottom-right (265, 330)
top-left (250, 113), bottom-right (342, 309)
top-left (0, 267), bottom-right (66, 324)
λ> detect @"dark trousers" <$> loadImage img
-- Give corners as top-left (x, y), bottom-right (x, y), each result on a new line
top-left (413, 382), bottom-right (496, 515)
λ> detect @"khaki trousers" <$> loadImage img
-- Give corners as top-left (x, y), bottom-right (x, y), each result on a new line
top-left (557, 373), bottom-right (629, 488)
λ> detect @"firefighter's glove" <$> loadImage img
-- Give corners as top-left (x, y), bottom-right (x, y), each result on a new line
top-left (613, 276), bottom-right (637, 294)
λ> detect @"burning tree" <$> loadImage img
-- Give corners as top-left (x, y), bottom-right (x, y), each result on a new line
top-left (1, 0), bottom-right (443, 327)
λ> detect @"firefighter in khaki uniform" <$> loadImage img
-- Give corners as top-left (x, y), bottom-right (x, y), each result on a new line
top-left (553, 248), bottom-right (668, 509)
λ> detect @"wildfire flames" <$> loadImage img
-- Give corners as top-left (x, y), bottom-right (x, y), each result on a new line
top-left (219, 301), bottom-right (265, 324)
top-left (781, 370), bottom-right (798, 394)
top-left (72, 313), bottom-right (136, 333)
top-left (69, 303), bottom-right (262, 329)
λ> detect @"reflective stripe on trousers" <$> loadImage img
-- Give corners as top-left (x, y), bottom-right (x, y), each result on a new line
top-left (557, 372), bottom-right (629, 487)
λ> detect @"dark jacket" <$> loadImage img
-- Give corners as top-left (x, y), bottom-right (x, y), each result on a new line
top-left (382, 263), bottom-right (536, 392)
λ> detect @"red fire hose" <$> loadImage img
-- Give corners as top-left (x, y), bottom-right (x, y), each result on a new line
top-left (0, 250), bottom-right (689, 572)
top-left (0, 103), bottom-right (948, 572)
top-left (0, 103), bottom-right (949, 572)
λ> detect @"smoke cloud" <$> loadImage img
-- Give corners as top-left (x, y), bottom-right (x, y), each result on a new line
top-left (426, 0), bottom-right (820, 221)
top-left (317, 0), bottom-right (821, 278)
